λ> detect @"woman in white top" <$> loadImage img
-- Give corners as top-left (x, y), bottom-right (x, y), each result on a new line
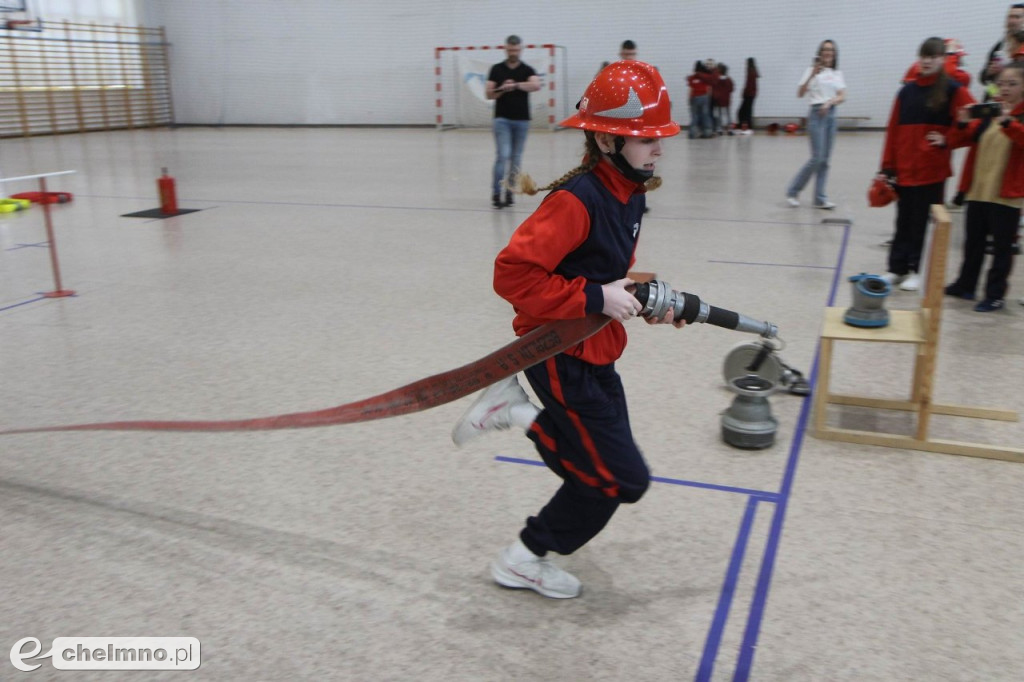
top-left (785, 40), bottom-right (847, 208)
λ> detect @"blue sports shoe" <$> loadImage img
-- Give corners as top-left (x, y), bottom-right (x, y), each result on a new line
top-left (973, 298), bottom-right (1004, 312)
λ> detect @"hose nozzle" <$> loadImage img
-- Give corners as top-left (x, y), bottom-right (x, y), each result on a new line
top-left (632, 280), bottom-right (778, 339)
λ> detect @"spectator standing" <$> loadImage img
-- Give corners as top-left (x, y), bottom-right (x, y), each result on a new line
top-left (944, 62), bottom-right (1024, 312)
top-left (687, 60), bottom-right (716, 139)
top-left (737, 57), bottom-right (759, 133)
top-left (486, 35), bottom-right (542, 209)
top-left (785, 40), bottom-right (846, 209)
top-left (877, 37), bottom-right (975, 292)
top-left (712, 63), bottom-right (735, 134)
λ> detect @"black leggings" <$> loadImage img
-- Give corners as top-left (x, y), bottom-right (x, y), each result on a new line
top-left (737, 95), bottom-right (755, 128)
top-left (951, 201), bottom-right (1019, 300)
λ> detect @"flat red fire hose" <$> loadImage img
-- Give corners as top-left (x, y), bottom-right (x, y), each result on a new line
top-left (0, 314), bottom-right (611, 436)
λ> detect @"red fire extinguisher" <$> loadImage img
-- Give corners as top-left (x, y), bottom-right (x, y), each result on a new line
top-left (157, 167), bottom-right (178, 214)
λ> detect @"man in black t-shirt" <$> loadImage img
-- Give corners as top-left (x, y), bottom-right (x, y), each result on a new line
top-left (486, 35), bottom-right (541, 208)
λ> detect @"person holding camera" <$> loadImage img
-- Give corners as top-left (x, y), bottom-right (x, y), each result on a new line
top-left (877, 37), bottom-right (975, 292)
top-left (942, 62), bottom-right (1024, 312)
top-left (785, 40), bottom-right (846, 209)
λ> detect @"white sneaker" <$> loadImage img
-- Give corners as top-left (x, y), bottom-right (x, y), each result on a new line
top-left (899, 273), bottom-right (921, 291)
top-left (451, 375), bottom-right (532, 447)
top-left (786, 197), bottom-right (800, 207)
top-left (879, 272), bottom-right (903, 286)
top-left (814, 200), bottom-right (836, 210)
top-left (491, 539), bottom-right (581, 599)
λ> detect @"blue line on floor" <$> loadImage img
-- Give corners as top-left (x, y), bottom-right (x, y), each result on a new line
top-left (0, 295), bottom-right (47, 312)
top-left (5, 241), bottom-right (50, 250)
top-left (707, 259), bottom-right (834, 270)
top-left (697, 496), bottom-right (761, 682)
top-left (494, 456), bottom-right (779, 500)
top-left (732, 221), bottom-right (850, 681)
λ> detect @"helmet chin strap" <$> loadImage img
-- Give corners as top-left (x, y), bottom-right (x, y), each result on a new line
top-left (604, 135), bottom-right (653, 185)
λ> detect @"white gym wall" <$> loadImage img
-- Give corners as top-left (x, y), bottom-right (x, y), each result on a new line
top-left (134, 0), bottom-right (1002, 127)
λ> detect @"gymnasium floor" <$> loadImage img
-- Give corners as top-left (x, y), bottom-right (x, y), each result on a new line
top-left (1, 126), bottom-right (1022, 681)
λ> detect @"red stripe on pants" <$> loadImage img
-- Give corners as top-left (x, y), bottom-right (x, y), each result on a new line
top-left (544, 357), bottom-right (620, 498)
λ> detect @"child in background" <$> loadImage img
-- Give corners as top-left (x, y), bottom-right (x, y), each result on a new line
top-left (687, 60), bottom-right (716, 139)
top-left (944, 62), bottom-right (1024, 311)
top-left (451, 61), bottom-right (685, 599)
top-left (901, 39), bottom-right (973, 210)
top-left (712, 63), bottom-right (735, 134)
top-left (737, 57), bottom-right (759, 133)
top-left (878, 37), bottom-right (975, 291)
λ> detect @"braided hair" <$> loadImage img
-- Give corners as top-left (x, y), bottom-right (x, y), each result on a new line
top-left (516, 131), bottom-right (663, 196)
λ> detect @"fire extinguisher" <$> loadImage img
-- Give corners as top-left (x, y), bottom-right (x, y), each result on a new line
top-left (157, 167), bottom-right (178, 214)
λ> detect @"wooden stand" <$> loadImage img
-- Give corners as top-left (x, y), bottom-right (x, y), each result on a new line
top-left (811, 205), bottom-right (1024, 463)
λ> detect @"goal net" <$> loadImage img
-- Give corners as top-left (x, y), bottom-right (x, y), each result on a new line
top-left (434, 44), bottom-right (568, 130)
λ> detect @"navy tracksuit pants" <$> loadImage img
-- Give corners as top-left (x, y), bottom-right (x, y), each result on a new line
top-left (519, 353), bottom-right (651, 557)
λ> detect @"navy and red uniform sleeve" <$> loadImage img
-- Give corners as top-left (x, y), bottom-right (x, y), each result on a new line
top-left (494, 190), bottom-right (604, 319)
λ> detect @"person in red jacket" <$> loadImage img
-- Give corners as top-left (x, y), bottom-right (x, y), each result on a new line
top-left (737, 57), bottom-right (759, 132)
top-left (687, 59), bottom-right (716, 138)
top-left (878, 37), bottom-right (976, 292)
top-left (712, 63), bottom-right (735, 134)
top-left (943, 62), bottom-right (1024, 311)
top-left (450, 61), bottom-right (684, 599)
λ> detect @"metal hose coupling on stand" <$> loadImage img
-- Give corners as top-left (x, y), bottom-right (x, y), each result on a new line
top-left (632, 279), bottom-right (778, 339)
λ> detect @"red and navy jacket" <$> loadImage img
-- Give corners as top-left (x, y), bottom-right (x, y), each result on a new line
top-left (948, 101), bottom-right (1024, 198)
top-left (880, 73), bottom-right (975, 186)
top-left (493, 160), bottom-right (645, 366)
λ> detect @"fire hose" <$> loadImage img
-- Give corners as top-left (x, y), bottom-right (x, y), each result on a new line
top-left (0, 281), bottom-right (776, 436)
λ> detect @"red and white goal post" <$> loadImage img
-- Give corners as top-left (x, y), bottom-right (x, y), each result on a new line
top-left (434, 44), bottom-right (568, 130)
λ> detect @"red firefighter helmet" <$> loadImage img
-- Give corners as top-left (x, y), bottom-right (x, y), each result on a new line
top-left (868, 177), bottom-right (897, 207)
top-left (560, 61), bottom-right (680, 137)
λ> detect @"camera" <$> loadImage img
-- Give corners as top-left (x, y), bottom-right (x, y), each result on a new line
top-left (969, 102), bottom-right (1003, 119)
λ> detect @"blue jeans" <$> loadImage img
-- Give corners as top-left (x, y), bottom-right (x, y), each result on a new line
top-left (786, 105), bottom-right (837, 204)
top-left (688, 94), bottom-right (712, 138)
top-left (492, 117), bottom-right (530, 196)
